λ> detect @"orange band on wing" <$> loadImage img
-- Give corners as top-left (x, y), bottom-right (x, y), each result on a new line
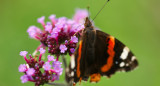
top-left (101, 36), bottom-right (115, 72)
top-left (90, 73), bottom-right (101, 82)
top-left (77, 41), bottom-right (83, 78)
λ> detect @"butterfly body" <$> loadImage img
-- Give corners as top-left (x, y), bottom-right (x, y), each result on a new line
top-left (65, 17), bottom-right (138, 85)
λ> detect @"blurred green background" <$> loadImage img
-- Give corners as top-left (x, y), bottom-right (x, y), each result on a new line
top-left (0, 0), bottom-right (160, 86)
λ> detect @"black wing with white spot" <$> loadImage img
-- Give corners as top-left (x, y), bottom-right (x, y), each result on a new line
top-left (103, 36), bottom-right (138, 77)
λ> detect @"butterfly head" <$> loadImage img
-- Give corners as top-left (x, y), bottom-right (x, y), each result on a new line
top-left (84, 17), bottom-right (93, 28)
top-left (84, 17), bottom-right (94, 32)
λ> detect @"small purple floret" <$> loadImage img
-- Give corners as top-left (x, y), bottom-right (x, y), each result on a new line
top-left (52, 61), bottom-right (63, 75)
top-left (59, 45), bottom-right (67, 53)
top-left (27, 26), bottom-right (41, 39)
top-left (47, 55), bottom-right (55, 62)
top-left (50, 32), bottom-right (58, 38)
top-left (58, 17), bottom-right (67, 24)
top-left (77, 25), bottom-right (84, 32)
top-left (52, 27), bottom-right (61, 33)
top-left (27, 26), bottom-right (36, 33)
top-left (20, 51), bottom-right (28, 57)
top-left (37, 16), bottom-right (45, 23)
top-left (20, 75), bottom-right (28, 83)
top-left (43, 62), bottom-right (51, 71)
top-left (65, 40), bottom-right (68, 44)
top-left (39, 48), bottom-right (46, 54)
top-left (52, 61), bottom-right (62, 68)
top-left (18, 64), bottom-right (27, 72)
top-left (70, 48), bottom-right (75, 53)
top-left (49, 15), bottom-right (56, 20)
top-left (26, 68), bottom-right (35, 76)
top-left (74, 9), bottom-right (88, 23)
top-left (45, 24), bottom-right (52, 33)
top-left (71, 36), bottom-right (78, 43)
top-left (70, 24), bottom-right (82, 32)
top-left (55, 67), bottom-right (63, 75)
top-left (55, 23), bottom-right (64, 29)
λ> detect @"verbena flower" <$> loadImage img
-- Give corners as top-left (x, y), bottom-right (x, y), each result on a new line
top-left (20, 75), bottom-right (28, 83)
top-left (71, 36), bottom-right (78, 43)
top-left (47, 55), bottom-right (56, 62)
top-left (74, 8), bottom-right (88, 23)
top-left (39, 48), bottom-right (46, 54)
top-left (43, 62), bottom-right (51, 71)
top-left (26, 68), bottom-right (35, 76)
top-left (20, 8), bottom-right (90, 86)
top-left (18, 64), bottom-right (27, 72)
top-left (18, 50), bottom-right (63, 86)
top-left (59, 44), bottom-right (67, 53)
top-left (27, 9), bottom-right (88, 59)
top-left (70, 48), bottom-right (75, 54)
top-left (20, 51), bottom-right (28, 56)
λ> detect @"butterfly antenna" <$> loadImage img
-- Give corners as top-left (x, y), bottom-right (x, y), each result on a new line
top-left (91, 0), bottom-right (110, 22)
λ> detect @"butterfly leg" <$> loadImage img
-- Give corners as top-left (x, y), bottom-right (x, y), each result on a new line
top-left (62, 55), bottom-right (67, 69)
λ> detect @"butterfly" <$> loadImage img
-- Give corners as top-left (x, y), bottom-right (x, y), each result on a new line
top-left (65, 17), bottom-right (138, 86)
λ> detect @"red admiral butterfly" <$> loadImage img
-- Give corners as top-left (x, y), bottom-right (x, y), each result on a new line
top-left (64, 0), bottom-right (138, 85)
top-left (65, 17), bottom-right (138, 85)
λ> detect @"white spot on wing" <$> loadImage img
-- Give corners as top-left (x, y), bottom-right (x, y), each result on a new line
top-left (120, 62), bottom-right (125, 67)
top-left (120, 47), bottom-right (129, 60)
top-left (126, 63), bottom-right (129, 66)
top-left (71, 71), bottom-right (74, 76)
top-left (71, 55), bottom-right (75, 69)
top-left (131, 56), bottom-right (136, 61)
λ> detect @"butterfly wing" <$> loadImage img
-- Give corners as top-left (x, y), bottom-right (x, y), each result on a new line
top-left (95, 30), bottom-right (138, 77)
top-left (65, 29), bottom-right (138, 84)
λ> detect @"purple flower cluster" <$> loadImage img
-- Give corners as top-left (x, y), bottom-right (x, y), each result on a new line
top-left (27, 9), bottom-right (88, 58)
top-left (18, 48), bottom-right (63, 86)
top-left (19, 9), bottom-right (89, 85)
